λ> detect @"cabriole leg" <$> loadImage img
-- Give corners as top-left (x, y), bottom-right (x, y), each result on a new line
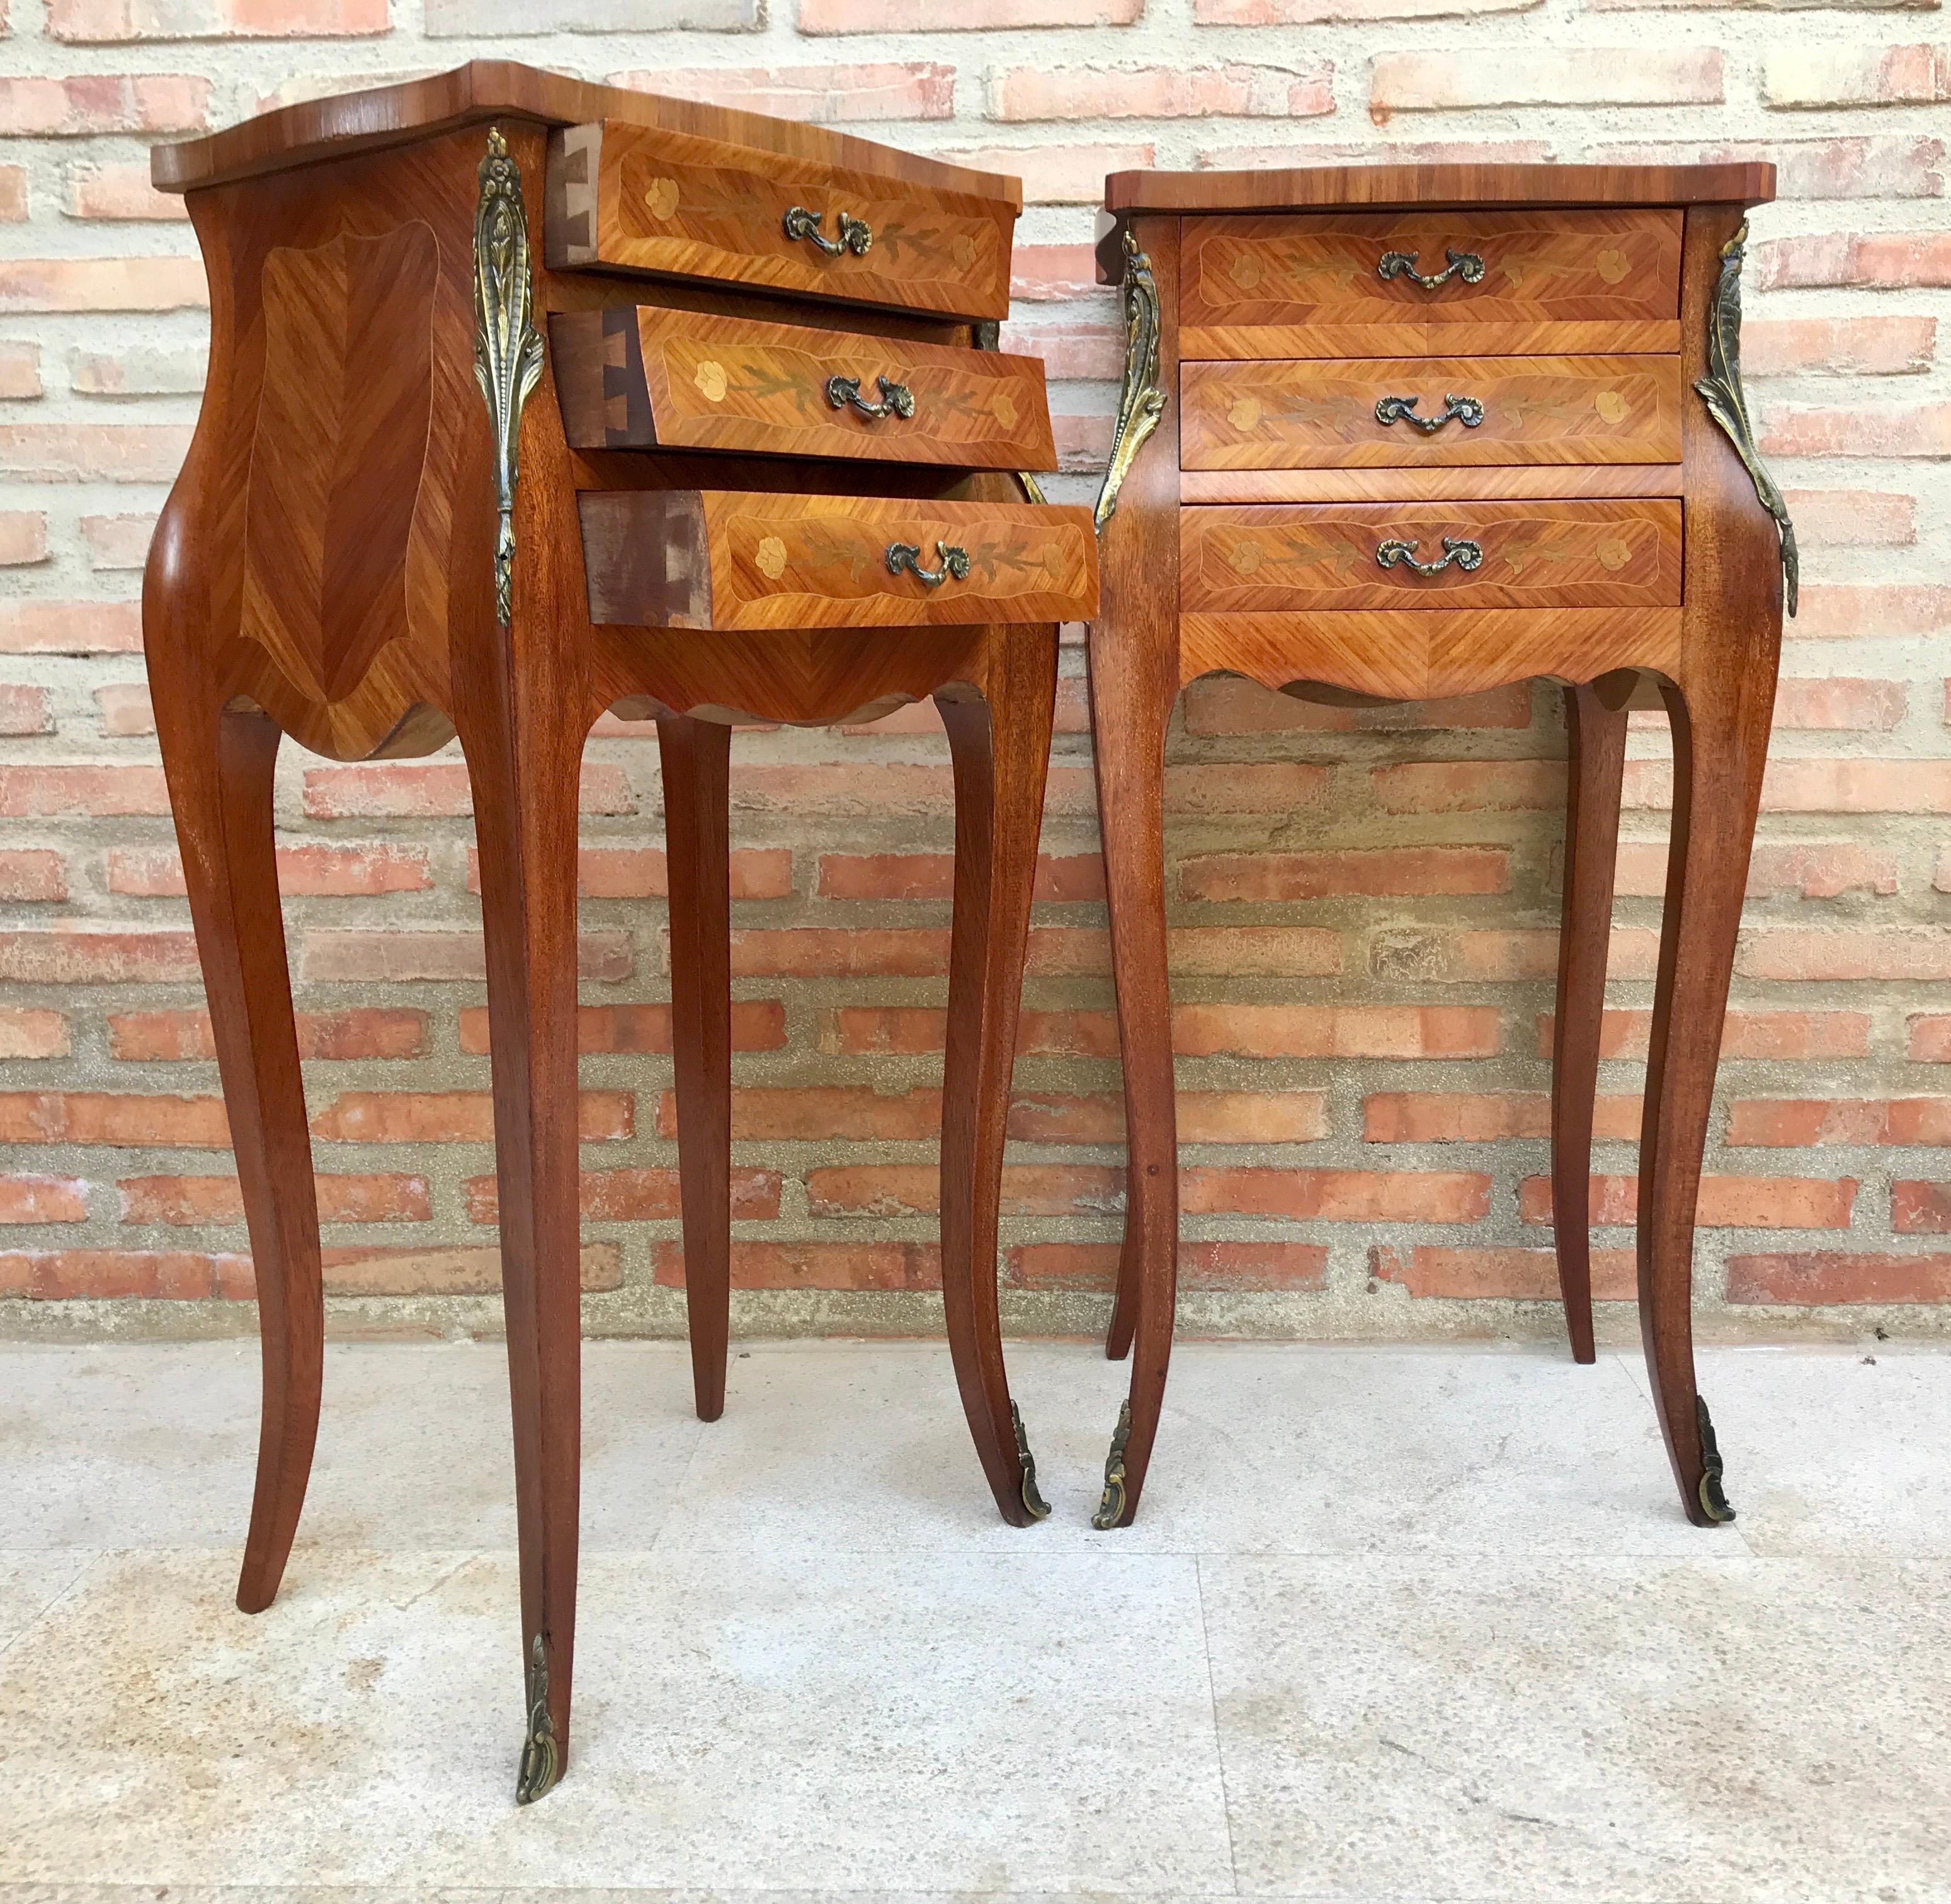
top-left (1637, 667), bottom-right (1769, 1527)
top-left (1551, 679), bottom-right (1629, 1365)
top-left (1088, 620), bottom-right (1180, 1528)
top-left (658, 714), bottom-right (734, 1423)
top-left (936, 628), bottom-right (1057, 1528)
top-left (464, 701), bottom-right (587, 1800)
top-left (156, 694), bottom-right (322, 1614)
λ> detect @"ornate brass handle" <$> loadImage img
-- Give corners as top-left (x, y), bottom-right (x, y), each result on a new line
top-left (1377, 247), bottom-right (1484, 292)
top-left (1377, 535), bottom-right (1483, 577)
top-left (783, 205), bottom-right (872, 258)
top-left (826, 373), bottom-right (915, 421)
top-left (886, 540), bottom-right (970, 588)
top-left (1375, 391), bottom-right (1484, 434)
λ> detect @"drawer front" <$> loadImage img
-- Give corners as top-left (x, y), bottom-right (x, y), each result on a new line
top-left (1181, 210), bottom-right (1682, 356)
top-left (550, 121), bottom-right (1015, 321)
top-left (1182, 501), bottom-right (1681, 613)
top-left (1180, 356), bottom-right (1683, 470)
top-left (581, 491), bottom-right (1098, 630)
top-left (551, 308), bottom-right (1055, 472)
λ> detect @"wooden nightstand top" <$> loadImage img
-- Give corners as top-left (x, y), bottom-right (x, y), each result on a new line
top-left (152, 59), bottom-right (1023, 209)
top-left (1103, 161), bottom-right (1777, 221)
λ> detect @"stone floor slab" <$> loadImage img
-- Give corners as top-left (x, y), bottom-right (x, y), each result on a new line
top-left (1200, 1550), bottom-right (1951, 1903)
top-left (0, 1544), bottom-right (1231, 1893)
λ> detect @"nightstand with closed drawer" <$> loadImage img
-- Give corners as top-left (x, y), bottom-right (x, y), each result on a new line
top-left (1084, 165), bottom-right (1794, 1538)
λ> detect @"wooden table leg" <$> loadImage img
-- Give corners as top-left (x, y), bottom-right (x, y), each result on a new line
top-left (1088, 616), bottom-right (1181, 1529)
top-left (1637, 659), bottom-right (1772, 1527)
top-left (154, 691), bottom-right (323, 1615)
top-left (1550, 679), bottom-right (1629, 1365)
top-left (937, 627), bottom-right (1057, 1528)
top-left (657, 713), bottom-right (733, 1424)
top-left (462, 684), bottom-right (588, 1801)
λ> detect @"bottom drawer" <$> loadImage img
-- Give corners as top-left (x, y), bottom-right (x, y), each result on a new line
top-left (580, 491), bottom-right (1098, 630)
top-left (1181, 499), bottom-right (1681, 612)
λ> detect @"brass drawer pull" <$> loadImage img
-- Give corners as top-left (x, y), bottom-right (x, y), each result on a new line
top-left (1375, 391), bottom-right (1484, 434)
top-left (783, 205), bottom-right (872, 258)
top-left (826, 373), bottom-right (915, 421)
top-left (886, 540), bottom-right (970, 588)
top-left (1377, 247), bottom-right (1484, 292)
top-left (1377, 535), bottom-right (1482, 577)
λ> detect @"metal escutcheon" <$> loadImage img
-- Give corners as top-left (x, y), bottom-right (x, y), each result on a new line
top-left (886, 540), bottom-right (970, 588)
top-left (827, 373), bottom-right (915, 420)
top-left (1377, 247), bottom-right (1485, 292)
top-left (1375, 391), bottom-right (1485, 434)
top-left (783, 205), bottom-right (873, 258)
top-left (1376, 535), bottom-right (1483, 577)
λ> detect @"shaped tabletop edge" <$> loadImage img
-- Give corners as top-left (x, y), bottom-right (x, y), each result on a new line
top-left (150, 59), bottom-right (1025, 212)
top-left (1103, 162), bottom-right (1778, 218)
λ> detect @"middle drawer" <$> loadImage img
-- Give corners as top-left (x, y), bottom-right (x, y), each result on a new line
top-left (552, 307), bottom-right (1055, 472)
top-left (1181, 356), bottom-right (1683, 470)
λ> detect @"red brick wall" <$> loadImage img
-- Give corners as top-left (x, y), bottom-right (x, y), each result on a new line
top-left (2, 2), bottom-right (1947, 1339)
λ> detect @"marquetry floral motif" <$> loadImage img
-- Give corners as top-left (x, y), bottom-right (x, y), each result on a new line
top-left (643, 175), bottom-right (680, 220)
top-left (659, 339), bottom-right (1035, 451)
top-left (732, 513), bottom-right (1086, 605)
top-left (1195, 217), bottom-right (1676, 318)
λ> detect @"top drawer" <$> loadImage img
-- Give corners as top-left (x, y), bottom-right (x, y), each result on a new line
top-left (548, 120), bottom-right (1016, 322)
top-left (1181, 210), bottom-right (1683, 359)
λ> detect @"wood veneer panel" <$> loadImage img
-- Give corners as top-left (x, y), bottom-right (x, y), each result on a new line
top-left (1178, 606), bottom-right (1685, 701)
top-left (153, 59), bottom-right (1022, 205)
top-left (579, 490), bottom-right (1096, 629)
top-left (549, 120), bottom-right (1015, 320)
top-left (1183, 210), bottom-right (1682, 337)
top-left (1181, 499), bottom-right (1682, 612)
top-left (1181, 354), bottom-right (1683, 470)
top-left (1181, 320), bottom-right (1682, 361)
top-left (1179, 465), bottom-right (1683, 502)
top-left (1105, 162), bottom-right (1774, 220)
top-left (550, 306), bottom-right (1054, 470)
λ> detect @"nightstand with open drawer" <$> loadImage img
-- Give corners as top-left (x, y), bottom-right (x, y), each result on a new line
top-left (144, 61), bottom-right (1096, 1796)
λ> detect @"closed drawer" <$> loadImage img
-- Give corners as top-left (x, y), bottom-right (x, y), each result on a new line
top-left (1180, 355), bottom-right (1683, 470)
top-left (549, 121), bottom-right (1015, 321)
top-left (1181, 211), bottom-right (1682, 358)
top-left (1181, 501), bottom-right (1681, 612)
top-left (580, 491), bottom-right (1098, 630)
top-left (551, 307), bottom-right (1055, 472)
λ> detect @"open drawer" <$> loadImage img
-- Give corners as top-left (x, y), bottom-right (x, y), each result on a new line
top-left (579, 490), bottom-right (1098, 629)
top-left (551, 307), bottom-right (1055, 471)
top-left (547, 120), bottom-right (1016, 321)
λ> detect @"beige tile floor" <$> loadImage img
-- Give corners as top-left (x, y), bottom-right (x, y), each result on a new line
top-left (1, 1337), bottom-right (1947, 1901)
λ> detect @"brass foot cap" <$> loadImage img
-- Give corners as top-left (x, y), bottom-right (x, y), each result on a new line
top-left (1091, 1398), bottom-right (1134, 1531)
